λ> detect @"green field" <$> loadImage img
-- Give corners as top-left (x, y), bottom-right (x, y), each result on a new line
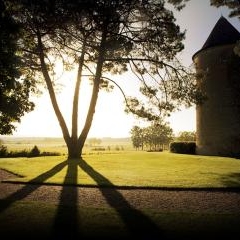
top-left (0, 137), bottom-right (240, 188)
top-left (1, 136), bottom-right (133, 155)
top-left (1, 137), bottom-right (240, 239)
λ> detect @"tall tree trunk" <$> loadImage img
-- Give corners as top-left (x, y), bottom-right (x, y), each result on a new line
top-left (37, 26), bottom-right (107, 159)
top-left (67, 139), bottom-right (82, 159)
top-left (37, 31), bottom-right (71, 147)
top-left (69, 41), bottom-right (86, 159)
top-left (69, 29), bottom-right (107, 159)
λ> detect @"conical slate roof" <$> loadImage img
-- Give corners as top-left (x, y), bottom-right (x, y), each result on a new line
top-left (202, 16), bottom-right (240, 50)
top-left (193, 16), bottom-right (240, 59)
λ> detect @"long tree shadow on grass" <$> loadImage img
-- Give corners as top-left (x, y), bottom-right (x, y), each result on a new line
top-left (77, 157), bottom-right (163, 240)
top-left (51, 159), bottom-right (80, 240)
top-left (1, 158), bottom-right (163, 239)
top-left (0, 160), bottom-right (68, 213)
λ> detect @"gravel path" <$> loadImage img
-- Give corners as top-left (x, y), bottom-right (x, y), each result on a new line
top-left (1, 168), bottom-right (240, 213)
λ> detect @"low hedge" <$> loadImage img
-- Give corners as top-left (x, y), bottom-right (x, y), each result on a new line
top-left (0, 145), bottom-right (61, 158)
top-left (169, 141), bottom-right (196, 154)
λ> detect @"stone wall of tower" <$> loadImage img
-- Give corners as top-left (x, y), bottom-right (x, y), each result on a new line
top-left (193, 44), bottom-right (240, 157)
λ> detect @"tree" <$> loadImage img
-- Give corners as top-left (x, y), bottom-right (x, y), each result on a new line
top-left (130, 122), bottom-right (173, 151)
top-left (28, 145), bottom-right (40, 158)
top-left (87, 138), bottom-right (102, 147)
top-left (210, 0), bottom-right (240, 19)
top-left (144, 122), bottom-right (173, 151)
top-left (130, 126), bottom-right (144, 150)
top-left (0, 0), bottom-right (35, 134)
top-left (176, 131), bottom-right (196, 142)
top-left (6, 0), bottom-right (195, 159)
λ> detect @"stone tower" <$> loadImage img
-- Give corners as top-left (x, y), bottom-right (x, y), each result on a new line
top-left (193, 17), bottom-right (240, 157)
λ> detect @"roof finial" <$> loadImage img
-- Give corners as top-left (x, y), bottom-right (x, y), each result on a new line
top-left (219, 4), bottom-right (225, 19)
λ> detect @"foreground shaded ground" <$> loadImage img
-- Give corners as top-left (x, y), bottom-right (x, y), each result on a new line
top-left (1, 169), bottom-right (240, 240)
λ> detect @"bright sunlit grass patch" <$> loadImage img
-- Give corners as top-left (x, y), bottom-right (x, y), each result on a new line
top-left (0, 151), bottom-right (240, 188)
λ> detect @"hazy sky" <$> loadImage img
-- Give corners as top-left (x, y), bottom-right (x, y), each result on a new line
top-left (11, 0), bottom-right (240, 138)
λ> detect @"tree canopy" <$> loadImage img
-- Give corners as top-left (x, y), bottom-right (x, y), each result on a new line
top-left (3, 0), bottom-right (197, 158)
top-left (210, 0), bottom-right (240, 19)
top-left (175, 131), bottom-right (196, 142)
top-left (130, 122), bottom-right (173, 151)
top-left (0, 0), bottom-right (35, 134)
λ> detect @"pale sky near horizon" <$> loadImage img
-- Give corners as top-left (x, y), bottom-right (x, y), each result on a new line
top-left (9, 0), bottom-right (240, 138)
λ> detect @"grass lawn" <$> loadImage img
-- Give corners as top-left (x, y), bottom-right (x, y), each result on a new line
top-left (0, 151), bottom-right (240, 188)
top-left (1, 151), bottom-right (240, 239)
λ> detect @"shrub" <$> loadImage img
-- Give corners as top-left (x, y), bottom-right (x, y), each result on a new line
top-left (8, 149), bottom-right (28, 157)
top-left (28, 145), bottom-right (40, 157)
top-left (41, 151), bottom-right (61, 156)
top-left (91, 147), bottom-right (105, 151)
top-left (0, 145), bottom-right (61, 158)
top-left (147, 149), bottom-right (163, 152)
top-left (0, 145), bottom-right (8, 157)
top-left (170, 142), bottom-right (196, 154)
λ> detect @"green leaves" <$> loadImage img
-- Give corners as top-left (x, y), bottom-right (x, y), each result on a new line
top-left (130, 121), bottom-right (173, 150)
top-left (0, 0), bottom-right (35, 134)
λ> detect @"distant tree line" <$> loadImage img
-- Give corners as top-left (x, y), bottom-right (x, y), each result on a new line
top-left (175, 131), bottom-right (196, 142)
top-left (86, 138), bottom-right (102, 147)
top-left (130, 122), bottom-right (173, 151)
top-left (85, 138), bottom-right (125, 151)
